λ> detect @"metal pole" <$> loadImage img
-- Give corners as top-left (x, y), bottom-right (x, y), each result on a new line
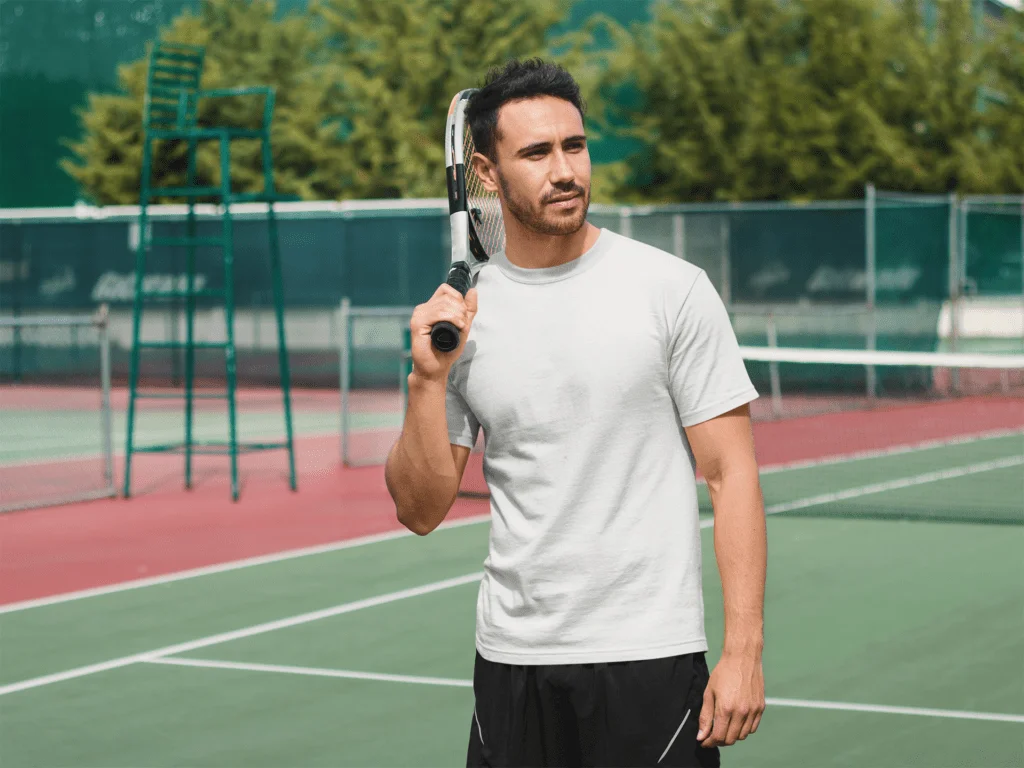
top-left (672, 214), bottom-right (685, 261)
top-left (339, 297), bottom-right (351, 465)
top-left (97, 304), bottom-right (115, 492)
top-left (865, 183), bottom-right (877, 398)
top-left (766, 313), bottom-right (782, 417)
top-left (948, 192), bottom-right (961, 349)
top-left (619, 207), bottom-right (632, 239)
top-left (400, 324), bottom-right (411, 417)
top-left (720, 217), bottom-right (732, 307)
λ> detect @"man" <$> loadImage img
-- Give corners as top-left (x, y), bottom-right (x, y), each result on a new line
top-left (385, 59), bottom-right (766, 767)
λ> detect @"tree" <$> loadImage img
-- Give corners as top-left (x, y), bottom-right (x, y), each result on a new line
top-left (591, 0), bottom-right (1020, 202)
top-left (308, 0), bottom-right (566, 199)
top-left (62, 0), bottom-right (329, 205)
top-left (979, 5), bottom-right (1024, 192)
top-left (62, 0), bottom-right (567, 204)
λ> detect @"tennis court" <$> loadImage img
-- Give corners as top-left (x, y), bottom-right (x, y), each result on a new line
top-left (1, 417), bottom-right (1022, 767)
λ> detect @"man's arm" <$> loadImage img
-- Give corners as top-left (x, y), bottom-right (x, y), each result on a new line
top-left (685, 403), bottom-right (767, 748)
top-left (384, 285), bottom-right (477, 535)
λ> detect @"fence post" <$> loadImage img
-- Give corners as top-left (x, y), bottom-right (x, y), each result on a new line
top-left (766, 313), bottom-right (782, 417)
top-left (672, 213), bottom-right (685, 261)
top-left (619, 206), bottom-right (632, 239)
top-left (97, 303), bottom-right (115, 492)
top-left (339, 297), bottom-right (351, 464)
top-left (864, 183), bottom-right (877, 398)
top-left (948, 192), bottom-right (961, 353)
top-left (720, 217), bottom-right (731, 307)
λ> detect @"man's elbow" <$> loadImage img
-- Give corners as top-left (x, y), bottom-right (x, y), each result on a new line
top-left (393, 507), bottom-right (438, 536)
top-left (396, 504), bottom-right (446, 536)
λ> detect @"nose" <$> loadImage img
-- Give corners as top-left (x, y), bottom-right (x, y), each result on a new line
top-left (549, 148), bottom-right (574, 186)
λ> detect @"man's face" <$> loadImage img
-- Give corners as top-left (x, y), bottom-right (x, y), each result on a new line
top-left (472, 96), bottom-right (591, 236)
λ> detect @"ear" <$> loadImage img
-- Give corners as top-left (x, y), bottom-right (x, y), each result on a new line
top-left (470, 152), bottom-right (500, 194)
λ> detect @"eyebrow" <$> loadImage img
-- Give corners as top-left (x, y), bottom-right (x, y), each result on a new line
top-left (515, 135), bottom-right (587, 157)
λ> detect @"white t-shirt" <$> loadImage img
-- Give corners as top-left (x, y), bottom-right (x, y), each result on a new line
top-left (446, 228), bottom-right (757, 665)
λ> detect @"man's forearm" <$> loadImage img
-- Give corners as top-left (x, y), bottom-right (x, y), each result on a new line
top-left (708, 468), bottom-right (767, 655)
top-left (385, 374), bottom-right (461, 534)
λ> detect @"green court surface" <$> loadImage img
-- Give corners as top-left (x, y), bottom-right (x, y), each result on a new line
top-left (0, 406), bottom-right (400, 464)
top-left (1, 434), bottom-right (1022, 767)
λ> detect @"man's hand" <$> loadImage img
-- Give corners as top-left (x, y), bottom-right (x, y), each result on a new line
top-left (697, 651), bottom-right (765, 748)
top-left (409, 284), bottom-right (478, 382)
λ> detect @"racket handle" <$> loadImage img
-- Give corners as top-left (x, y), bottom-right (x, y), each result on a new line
top-left (431, 262), bottom-right (472, 353)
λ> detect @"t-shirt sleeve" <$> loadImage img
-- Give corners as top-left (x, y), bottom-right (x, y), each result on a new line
top-left (668, 271), bottom-right (758, 427)
top-left (446, 368), bottom-right (481, 448)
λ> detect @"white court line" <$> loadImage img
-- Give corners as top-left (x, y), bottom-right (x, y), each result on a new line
top-left (763, 696), bottom-right (1024, 724)
top-left (0, 572), bottom-right (482, 698)
top-left (145, 656), bottom-right (473, 688)
top-left (143, 657), bottom-right (1024, 725)
top-left (763, 455), bottom-right (1024, 516)
top-left (5, 437), bottom-right (1020, 615)
top-left (696, 455), bottom-right (1024, 530)
top-left (0, 451), bottom-right (1018, 697)
top-left (756, 427), bottom-right (1024, 476)
top-left (0, 514), bottom-right (490, 615)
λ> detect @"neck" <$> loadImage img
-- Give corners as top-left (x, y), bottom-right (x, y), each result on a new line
top-left (503, 220), bottom-right (602, 270)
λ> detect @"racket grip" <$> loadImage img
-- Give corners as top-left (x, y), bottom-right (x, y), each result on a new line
top-left (431, 262), bottom-right (472, 353)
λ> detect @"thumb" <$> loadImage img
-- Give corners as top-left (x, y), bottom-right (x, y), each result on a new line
top-left (697, 685), bottom-right (715, 742)
top-left (465, 287), bottom-right (479, 316)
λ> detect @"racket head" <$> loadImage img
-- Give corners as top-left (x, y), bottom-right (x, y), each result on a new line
top-left (445, 89), bottom-right (505, 267)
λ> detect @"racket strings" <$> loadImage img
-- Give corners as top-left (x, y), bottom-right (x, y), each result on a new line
top-left (463, 128), bottom-right (505, 258)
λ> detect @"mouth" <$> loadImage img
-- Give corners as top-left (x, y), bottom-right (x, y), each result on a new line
top-left (546, 194), bottom-right (580, 205)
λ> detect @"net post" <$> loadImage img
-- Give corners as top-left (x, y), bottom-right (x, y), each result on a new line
top-left (96, 303), bottom-right (115, 493)
top-left (720, 216), bottom-right (732, 307)
top-left (765, 313), bottom-right (783, 416)
top-left (672, 213), bottom-right (685, 261)
top-left (864, 183), bottom-right (877, 398)
top-left (619, 207), bottom-right (632, 239)
top-left (339, 297), bottom-right (351, 465)
top-left (400, 325), bottom-right (412, 416)
top-left (953, 197), bottom-right (968, 393)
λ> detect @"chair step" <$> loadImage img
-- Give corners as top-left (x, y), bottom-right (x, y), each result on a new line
top-left (133, 391), bottom-right (229, 400)
top-left (136, 341), bottom-right (229, 350)
top-left (140, 288), bottom-right (225, 300)
top-left (147, 186), bottom-right (222, 198)
top-left (150, 237), bottom-right (225, 248)
top-left (130, 440), bottom-right (291, 455)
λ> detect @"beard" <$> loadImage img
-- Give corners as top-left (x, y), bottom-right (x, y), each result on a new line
top-left (498, 172), bottom-right (590, 236)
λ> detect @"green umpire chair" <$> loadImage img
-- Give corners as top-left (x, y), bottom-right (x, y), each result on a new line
top-left (123, 41), bottom-right (297, 501)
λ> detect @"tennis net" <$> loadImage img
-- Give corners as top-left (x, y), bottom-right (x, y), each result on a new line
top-left (336, 307), bottom-right (1023, 524)
top-left (736, 345), bottom-right (1023, 526)
top-left (0, 308), bottom-right (116, 512)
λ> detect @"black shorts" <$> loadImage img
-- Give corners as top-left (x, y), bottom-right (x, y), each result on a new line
top-left (466, 650), bottom-right (721, 768)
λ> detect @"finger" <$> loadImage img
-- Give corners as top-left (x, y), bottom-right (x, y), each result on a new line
top-left (707, 704), bottom-right (732, 748)
top-left (726, 707), bottom-right (751, 744)
top-left (749, 710), bottom-right (763, 736)
top-left (415, 300), bottom-right (468, 332)
top-left (737, 710), bottom-right (757, 741)
top-left (464, 287), bottom-right (478, 316)
top-left (434, 283), bottom-right (466, 302)
top-left (696, 687), bottom-right (715, 743)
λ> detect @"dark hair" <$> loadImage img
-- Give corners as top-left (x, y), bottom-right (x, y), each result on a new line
top-left (466, 59), bottom-right (586, 160)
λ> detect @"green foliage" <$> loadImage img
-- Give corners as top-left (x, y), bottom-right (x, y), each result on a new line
top-left (308, 0), bottom-right (565, 198)
top-left (62, 0), bottom-right (564, 204)
top-left (594, 0), bottom-right (1022, 202)
top-left (62, 0), bottom-right (1023, 205)
top-left (62, 0), bottom-right (326, 204)
top-left (979, 6), bottom-right (1024, 191)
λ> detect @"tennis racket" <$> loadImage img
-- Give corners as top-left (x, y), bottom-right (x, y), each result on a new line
top-left (431, 89), bottom-right (505, 352)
